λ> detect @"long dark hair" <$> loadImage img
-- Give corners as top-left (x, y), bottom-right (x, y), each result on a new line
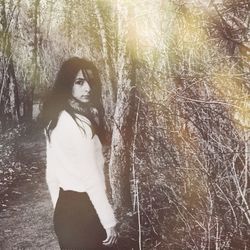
top-left (40, 57), bottom-right (107, 143)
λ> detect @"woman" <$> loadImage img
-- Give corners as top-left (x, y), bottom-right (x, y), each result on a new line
top-left (41, 57), bottom-right (118, 249)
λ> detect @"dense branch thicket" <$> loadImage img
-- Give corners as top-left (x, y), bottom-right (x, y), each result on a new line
top-left (0, 0), bottom-right (249, 249)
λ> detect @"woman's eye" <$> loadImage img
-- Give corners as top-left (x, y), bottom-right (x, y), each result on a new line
top-left (75, 80), bottom-right (84, 85)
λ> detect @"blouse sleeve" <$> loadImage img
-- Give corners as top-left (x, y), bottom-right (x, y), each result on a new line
top-left (45, 131), bottom-right (60, 208)
top-left (45, 158), bottom-right (59, 208)
top-left (50, 111), bottom-right (117, 229)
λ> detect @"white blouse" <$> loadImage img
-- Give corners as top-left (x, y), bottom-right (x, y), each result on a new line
top-left (45, 110), bottom-right (117, 229)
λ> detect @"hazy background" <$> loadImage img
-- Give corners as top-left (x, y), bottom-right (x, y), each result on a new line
top-left (0, 0), bottom-right (250, 249)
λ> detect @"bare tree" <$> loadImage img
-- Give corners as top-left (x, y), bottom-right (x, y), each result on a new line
top-left (0, 0), bottom-right (20, 130)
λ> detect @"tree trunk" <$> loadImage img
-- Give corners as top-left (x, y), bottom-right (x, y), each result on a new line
top-left (109, 1), bottom-right (137, 213)
top-left (93, 0), bottom-right (115, 118)
top-left (23, 87), bottom-right (34, 121)
top-left (8, 60), bottom-right (20, 122)
top-left (0, 0), bottom-right (20, 130)
top-left (23, 0), bottom-right (40, 121)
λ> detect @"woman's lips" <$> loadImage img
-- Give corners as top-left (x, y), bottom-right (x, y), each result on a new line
top-left (81, 95), bottom-right (90, 98)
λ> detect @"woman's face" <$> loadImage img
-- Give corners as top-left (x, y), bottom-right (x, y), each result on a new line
top-left (72, 70), bottom-right (91, 103)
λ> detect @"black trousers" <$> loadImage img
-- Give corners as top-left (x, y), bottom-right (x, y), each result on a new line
top-left (53, 187), bottom-right (114, 250)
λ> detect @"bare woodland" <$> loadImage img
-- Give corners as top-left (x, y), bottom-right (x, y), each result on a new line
top-left (0, 0), bottom-right (250, 249)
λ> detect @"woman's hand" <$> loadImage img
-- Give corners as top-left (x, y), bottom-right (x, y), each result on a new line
top-left (102, 226), bottom-right (118, 247)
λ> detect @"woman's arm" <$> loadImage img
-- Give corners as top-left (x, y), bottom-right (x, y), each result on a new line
top-left (45, 132), bottom-right (60, 208)
top-left (45, 161), bottom-right (59, 208)
top-left (87, 184), bottom-right (117, 229)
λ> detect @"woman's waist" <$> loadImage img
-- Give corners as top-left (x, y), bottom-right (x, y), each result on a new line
top-left (58, 181), bottom-right (88, 194)
top-left (57, 187), bottom-right (94, 211)
top-left (59, 187), bottom-right (88, 198)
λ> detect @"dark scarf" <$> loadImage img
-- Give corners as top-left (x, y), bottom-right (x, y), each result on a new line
top-left (66, 97), bottom-right (100, 135)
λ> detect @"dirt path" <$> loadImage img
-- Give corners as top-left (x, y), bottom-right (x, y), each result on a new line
top-left (0, 131), bottom-right (60, 249)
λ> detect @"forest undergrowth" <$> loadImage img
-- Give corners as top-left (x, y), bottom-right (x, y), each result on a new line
top-left (0, 123), bottom-right (43, 212)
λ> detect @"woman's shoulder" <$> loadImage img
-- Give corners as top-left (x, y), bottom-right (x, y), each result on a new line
top-left (59, 110), bottom-right (91, 128)
top-left (56, 110), bottom-right (77, 131)
top-left (58, 110), bottom-right (79, 124)
top-left (59, 110), bottom-right (71, 119)
top-left (75, 113), bottom-right (91, 126)
top-left (57, 110), bottom-right (93, 138)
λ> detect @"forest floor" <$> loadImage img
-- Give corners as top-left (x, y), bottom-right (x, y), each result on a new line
top-left (0, 129), bottom-right (60, 249)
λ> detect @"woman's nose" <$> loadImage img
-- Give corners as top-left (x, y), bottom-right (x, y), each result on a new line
top-left (83, 81), bottom-right (91, 92)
